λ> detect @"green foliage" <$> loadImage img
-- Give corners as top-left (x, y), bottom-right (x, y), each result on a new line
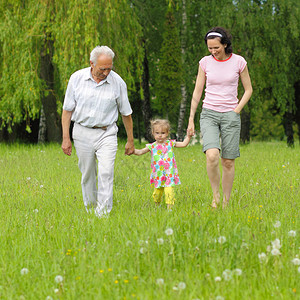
top-left (0, 142), bottom-right (299, 299)
top-left (0, 0), bottom-right (143, 132)
top-left (155, 4), bottom-right (183, 127)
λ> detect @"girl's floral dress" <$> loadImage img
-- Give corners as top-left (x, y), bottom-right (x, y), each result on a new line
top-left (146, 140), bottom-right (181, 188)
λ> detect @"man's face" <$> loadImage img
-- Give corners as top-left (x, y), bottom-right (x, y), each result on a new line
top-left (91, 54), bottom-right (113, 82)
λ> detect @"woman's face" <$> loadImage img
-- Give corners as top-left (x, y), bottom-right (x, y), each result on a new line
top-left (207, 38), bottom-right (227, 60)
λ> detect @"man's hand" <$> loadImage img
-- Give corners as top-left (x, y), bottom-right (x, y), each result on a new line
top-left (125, 140), bottom-right (135, 155)
top-left (62, 138), bottom-right (72, 156)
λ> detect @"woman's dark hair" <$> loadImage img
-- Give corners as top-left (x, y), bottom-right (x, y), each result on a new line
top-left (204, 27), bottom-right (233, 54)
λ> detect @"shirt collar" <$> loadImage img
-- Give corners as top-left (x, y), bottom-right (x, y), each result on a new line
top-left (84, 67), bottom-right (112, 84)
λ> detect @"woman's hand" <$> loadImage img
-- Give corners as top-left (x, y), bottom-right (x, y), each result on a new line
top-left (187, 119), bottom-right (195, 136)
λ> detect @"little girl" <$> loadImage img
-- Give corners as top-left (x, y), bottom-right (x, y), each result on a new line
top-left (134, 119), bottom-right (191, 209)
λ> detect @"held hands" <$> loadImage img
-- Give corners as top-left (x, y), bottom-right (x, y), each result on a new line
top-left (187, 120), bottom-right (195, 137)
top-left (125, 140), bottom-right (135, 155)
top-left (61, 138), bottom-right (72, 156)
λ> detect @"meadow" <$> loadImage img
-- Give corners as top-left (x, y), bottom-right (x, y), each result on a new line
top-left (0, 141), bottom-right (299, 300)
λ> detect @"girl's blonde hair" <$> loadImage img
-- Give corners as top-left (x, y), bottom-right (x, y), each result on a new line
top-left (150, 119), bottom-right (170, 136)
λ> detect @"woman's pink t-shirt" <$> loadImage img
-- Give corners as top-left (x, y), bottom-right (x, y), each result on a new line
top-left (199, 53), bottom-right (247, 112)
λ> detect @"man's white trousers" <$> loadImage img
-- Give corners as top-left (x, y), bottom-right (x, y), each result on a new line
top-left (73, 123), bottom-right (118, 217)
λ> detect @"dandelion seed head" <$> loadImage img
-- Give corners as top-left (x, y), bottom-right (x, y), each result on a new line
top-left (218, 236), bottom-right (226, 244)
top-left (157, 238), bottom-right (164, 245)
top-left (178, 282), bottom-right (186, 290)
top-left (54, 289), bottom-right (59, 293)
top-left (20, 268), bottom-right (29, 275)
top-left (156, 278), bottom-right (164, 285)
top-left (234, 268), bottom-right (242, 276)
top-left (139, 247), bottom-right (146, 254)
top-left (258, 253), bottom-right (267, 262)
top-left (291, 258), bottom-right (300, 265)
top-left (215, 276), bottom-right (222, 282)
top-left (126, 240), bottom-right (132, 247)
top-left (271, 238), bottom-right (282, 250)
top-left (273, 221), bottom-right (281, 228)
top-left (288, 230), bottom-right (296, 237)
top-left (55, 275), bottom-right (63, 283)
top-left (165, 228), bottom-right (173, 236)
top-left (271, 248), bottom-right (281, 256)
top-left (222, 269), bottom-right (232, 281)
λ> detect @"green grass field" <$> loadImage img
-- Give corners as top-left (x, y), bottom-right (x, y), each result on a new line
top-left (0, 141), bottom-right (299, 300)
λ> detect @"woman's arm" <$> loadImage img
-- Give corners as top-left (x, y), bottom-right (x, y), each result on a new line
top-left (134, 147), bottom-right (150, 156)
top-left (234, 65), bottom-right (253, 114)
top-left (187, 65), bottom-right (206, 136)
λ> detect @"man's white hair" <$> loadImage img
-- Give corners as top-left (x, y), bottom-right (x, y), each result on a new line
top-left (90, 46), bottom-right (115, 65)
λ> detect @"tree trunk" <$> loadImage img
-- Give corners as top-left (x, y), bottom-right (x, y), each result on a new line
top-left (176, 0), bottom-right (187, 142)
top-left (294, 81), bottom-right (300, 144)
top-left (240, 110), bottom-right (250, 143)
top-left (177, 84), bottom-right (187, 141)
top-left (38, 106), bottom-right (47, 143)
top-left (141, 43), bottom-right (153, 142)
top-left (40, 36), bottom-right (62, 143)
top-left (283, 110), bottom-right (294, 147)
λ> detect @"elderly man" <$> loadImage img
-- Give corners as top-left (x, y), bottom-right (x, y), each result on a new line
top-left (61, 46), bottom-right (134, 217)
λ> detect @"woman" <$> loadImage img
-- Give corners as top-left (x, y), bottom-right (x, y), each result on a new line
top-left (187, 27), bottom-right (253, 208)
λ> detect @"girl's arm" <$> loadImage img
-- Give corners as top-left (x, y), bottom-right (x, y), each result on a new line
top-left (134, 147), bottom-right (150, 156)
top-left (175, 134), bottom-right (192, 148)
top-left (234, 65), bottom-right (253, 114)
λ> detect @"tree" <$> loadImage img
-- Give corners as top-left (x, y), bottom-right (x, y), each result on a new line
top-left (0, 0), bottom-right (144, 142)
top-left (156, 2), bottom-right (183, 133)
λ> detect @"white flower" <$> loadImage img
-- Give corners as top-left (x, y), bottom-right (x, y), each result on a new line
top-left (288, 230), bottom-right (296, 237)
top-left (222, 269), bottom-right (232, 281)
top-left (241, 242), bottom-right (248, 249)
top-left (273, 221), bottom-right (281, 228)
top-left (271, 238), bottom-right (282, 250)
top-left (205, 273), bottom-right (210, 278)
top-left (157, 238), bottom-right (164, 245)
top-left (54, 289), bottom-right (59, 293)
top-left (26, 177), bottom-right (31, 180)
top-left (139, 247), bottom-right (146, 254)
top-left (55, 275), bottom-right (63, 283)
top-left (216, 297), bottom-right (225, 300)
top-left (218, 236), bottom-right (226, 244)
top-left (271, 248), bottom-right (281, 256)
top-left (165, 228), bottom-right (173, 236)
top-left (233, 268), bottom-right (242, 276)
top-left (258, 253), bottom-right (267, 262)
top-left (215, 276), bottom-right (222, 282)
top-left (40, 185), bottom-right (44, 188)
top-left (291, 258), bottom-right (300, 265)
top-left (33, 209), bottom-right (39, 213)
top-left (173, 286), bottom-right (178, 291)
top-left (126, 240), bottom-right (132, 247)
top-left (20, 268), bottom-right (29, 275)
top-left (178, 282), bottom-right (186, 290)
top-left (156, 278), bottom-right (164, 285)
